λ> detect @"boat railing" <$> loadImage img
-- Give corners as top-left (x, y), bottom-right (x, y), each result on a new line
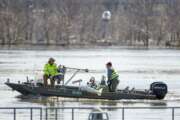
top-left (0, 106), bottom-right (179, 120)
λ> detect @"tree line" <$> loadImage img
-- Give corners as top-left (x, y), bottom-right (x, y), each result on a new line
top-left (0, 0), bottom-right (180, 47)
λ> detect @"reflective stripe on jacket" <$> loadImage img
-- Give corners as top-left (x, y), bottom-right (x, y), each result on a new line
top-left (111, 69), bottom-right (119, 80)
top-left (43, 63), bottom-right (58, 76)
top-left (107, 68), bottom-right (119, 80)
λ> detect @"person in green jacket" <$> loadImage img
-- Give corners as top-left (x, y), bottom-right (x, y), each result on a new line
top-left (43, 58), bottom-right (59, 87)
top-left (106, 62), bottom-right (119, 92)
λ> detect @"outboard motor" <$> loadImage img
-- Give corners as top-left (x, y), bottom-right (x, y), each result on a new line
top-left (150, 82), bottom-right (168, 99)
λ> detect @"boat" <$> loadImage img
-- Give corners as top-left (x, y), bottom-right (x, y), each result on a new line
top-left (5, 80), bottom-right (168, 100)
top-left (5, 67), bottom-right (168, 100)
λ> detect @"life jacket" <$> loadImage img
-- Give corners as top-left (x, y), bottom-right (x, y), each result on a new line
top-left (111, 69), bottom-right (119, 80)
top-left (43, 63), bottom-right (58, 76)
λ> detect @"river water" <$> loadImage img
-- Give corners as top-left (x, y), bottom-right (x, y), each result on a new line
top-left (0, 48), bottom-right (180, 120)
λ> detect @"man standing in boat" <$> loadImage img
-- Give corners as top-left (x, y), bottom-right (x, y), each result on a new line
top-left (43, 58), bottom-right (62, 87)
top-left (106, 62), bottom-right (119, 92)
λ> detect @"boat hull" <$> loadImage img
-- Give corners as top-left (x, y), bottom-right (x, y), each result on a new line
top-left (5, 82), bottom-right (159, 100)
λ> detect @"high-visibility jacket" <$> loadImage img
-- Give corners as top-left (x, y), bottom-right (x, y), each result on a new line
top-left (107, 68), bottom-right (119, 81)
top-left (43, 63), bottom-right (58, 76)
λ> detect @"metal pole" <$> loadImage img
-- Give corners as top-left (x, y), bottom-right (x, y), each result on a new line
top-left (72, 108), bottom-right (74, 120)
top-left (65, 70), bottom-right (80, 85)
top-left (13, 108), bottom-right (16, 120)
top-left (40, 108), bottom-right (42, 120)
top-left (172, 107), bottom-right (174, 120)
top-left (55, 108), bottom-right (58, 120)
top-left (122, 108), bottom-right (124, 120)
top-left (30, 108), bottom-right (33, 120)
top-left (65, 67), bottom-right (88, 72)
top-left (45, 108), bottom-right (48, 120)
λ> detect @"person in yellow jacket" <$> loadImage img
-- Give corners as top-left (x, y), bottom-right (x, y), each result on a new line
top-left (43, 58), bottom-right (59, 87)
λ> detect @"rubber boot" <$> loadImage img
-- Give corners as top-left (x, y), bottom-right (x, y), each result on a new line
top-left (43, 75), bottom-right (48, 87)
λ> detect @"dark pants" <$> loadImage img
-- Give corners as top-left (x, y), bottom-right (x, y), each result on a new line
top-left (52, 74), bottom-right (64, 84)
top-left (108, 79), bottom-right (119, 92)
top-left (43, 74), bottom-right (55, 87)
top-left (43, 74), bottom-right (64, 87)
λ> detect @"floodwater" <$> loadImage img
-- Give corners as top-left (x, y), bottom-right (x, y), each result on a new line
top-left (0, 47), bottom-right (180, 120)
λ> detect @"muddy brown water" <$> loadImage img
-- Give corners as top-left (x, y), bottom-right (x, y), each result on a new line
top-left (0, 48), bottom-right (180, 120)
